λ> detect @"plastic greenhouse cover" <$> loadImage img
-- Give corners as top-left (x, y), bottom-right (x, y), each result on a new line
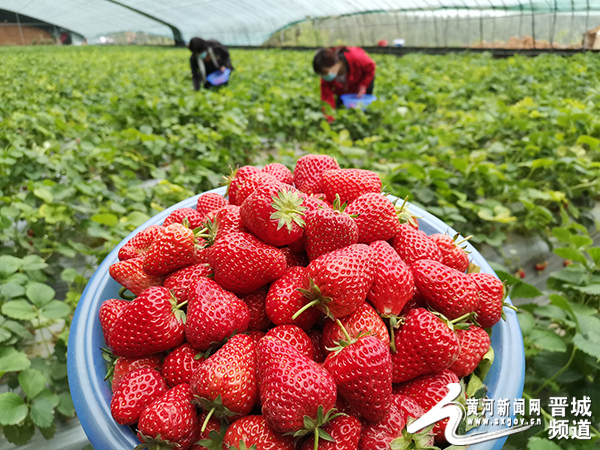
top-left (3, 0), bottom-right (600, 45)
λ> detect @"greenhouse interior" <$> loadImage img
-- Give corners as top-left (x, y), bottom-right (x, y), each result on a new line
top-left (0, 0), bottom-right (599, 450)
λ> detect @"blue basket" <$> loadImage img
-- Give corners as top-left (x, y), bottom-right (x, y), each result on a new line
top-left (340, 93), bottom-right (377, 110)
top-left (67, 186), bottom-right (525, 450)
top-left (206, 68), bottom-right (231, 86)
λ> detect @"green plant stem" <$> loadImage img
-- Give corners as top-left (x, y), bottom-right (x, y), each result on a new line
top-left (314, 427), bottom-right (318, 450)
top-left (532, 346), bottom-right (577, 396)
top-left (292, 299), bottom-right (320, 320)
top-left (201, 407), bottom-right (215, 433)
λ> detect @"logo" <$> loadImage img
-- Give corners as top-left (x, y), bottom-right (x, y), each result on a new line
top-left (406, 383), bottom-right (534, 445)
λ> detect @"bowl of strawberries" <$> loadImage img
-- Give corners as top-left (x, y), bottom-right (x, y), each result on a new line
top-left (68, 155), bottom-right (525, 450)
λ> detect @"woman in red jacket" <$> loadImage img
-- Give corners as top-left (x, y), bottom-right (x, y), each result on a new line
top-left (313, 47), bottom-right (376, 113)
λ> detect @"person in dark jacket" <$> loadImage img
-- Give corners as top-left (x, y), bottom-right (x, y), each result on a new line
top-left (313, 47), bottom-right (376, 115)
top-left (188, 37), bottom-right (234, 90)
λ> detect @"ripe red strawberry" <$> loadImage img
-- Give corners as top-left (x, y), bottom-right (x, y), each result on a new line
top-left (223, 415), bottom-right (296, 450)
top-left (109, 257), bottom-right (165, 296)
top-left (430, 233), bottom-right (470, 272)
top-left (240, 287), bottom-right (272, 331)
top-left (185, 278), bottom-right (250, 351)
top-left (391, 308), bottom-right (459, 383)
top-left (368, 241), bottom-right (414, 316)
top-left (204, 205), bottom-right (246, 244)
top-left (164, 207), bottom-right (205, 230)
top-left (280, 247), bottom-right (309, 267)
top-left (304, 201), bottom-right (358, 261)
top-left (110, 367), bottom-right (168, 425)
top-left (137, 383), bottom-right (199, 450)
top-left (245, 330), bottom-right (266, 346)
top-left (192, 412), bottom-right (225, 450)
top-left (400, 290), bottom-right (426, 316)
top-left (235, 172), bottom-right (283, 206)
top-left (163, 263), bottom-right (213, 304)
top-left (299, 244), bottom-right (376, 319)
top-left (191, 334), bottom-right (257, 422)
top-left (196, 192), bottom-right (228, 218)
top-left (294, 154), bottom-right (340, 195)
top-left (240, 185), bottom-right (306, 247)
top-left (266, 267), bottom-right (321, 330)
top-left (358, 394), bottom-right (427, 450)
top-left (225, 165), bottom-right (260, 206)
top-left (257, 336), bottom-right (337, 438)
top-left (208, 232), bottom-right (287, 294)
top-left (345, 193), bottom-right (399, 243)
top-left (324, 335), bottom-right (392, 423)
top-left (470, 272), bottom-right (507, 328)
top-left (118, 225), bottom-right (163, 261)
top-left (143, 224), bottom-right (198, 276)
top-left (262, 163), bottom-right (294, 185)
top-left (411, 260), bottom-right (480, 320)
top-left (266, 325), bottom-right (314, 360)
top-left (322, 302), bottom-right (390, 350)
top-left (308, 329), bottom-right (327, 363)
top-left (161, 343), bottom-right (204, 387)
top-left (300, 415), bottom-right (362, 450)
top-left (320, 169), bottom-right (382, 205)
top-left (110, 354), bottom-right (163, 390)
top-left (99, 299), bottom-right (129, 342)
top-left (449, 326), bottom-right (491, 378)
top-left (391, 224), bottom-right (442, 266)
top-left (301, 193), bottom-right (332, 212)
top-left (393, 369), bottom-right (461, 442)
top-left (108, 286), bottom-right (186, 357)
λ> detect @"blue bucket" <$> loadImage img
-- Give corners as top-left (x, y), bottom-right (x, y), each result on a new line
top-left (67, 186), bottom-right (525, 450)
top-left (207, 68), bottom-right (231, 86)
top-left (340, 93), bottom-right (377, 110)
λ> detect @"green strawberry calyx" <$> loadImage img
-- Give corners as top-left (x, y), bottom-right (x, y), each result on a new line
top-left (228, 440), bottom-right (258, 450)
top-left (196, 422), bottom-right (227, 450)
top-left (294, 278), bottom-right (333, 320)
top-left (286, 406), bottom-right (344, 450)
top-left (390, 418), bottom-right (438, 450)
top-left (134, 432), bottom-right (180, 450)
top-left (270, 189), bottom-right (307, 231)
top-left (222, 165), bottom-right (240, 198)
top-left (393, 195), bottom-right (421, 229)
top-left (332, 194), bottom-right (356, 217)
top-left (196, 394), bottom-right (238, 432)
top-left (101, 348), bottom-right (118, 383)
top-left (169, 291), bottom-right (187, 325)
top-left (383, 315), bottom-right (404, 354)
top-left (325, 319), bottom-right (362, 356)
top-left (118, 286), bottom-right (136, 300)
top-left (429, 310), bottom-right (473, 331)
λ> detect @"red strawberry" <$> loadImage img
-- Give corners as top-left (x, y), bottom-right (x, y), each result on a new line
top-left (358, 394), bottom-right (427, 450)
top-left (304, 200), bottom-right (358, 261)
top-left (345, 193), bottom-right (399, 243)
top-left (193, 245), bottom-right (210, 265)
top-left (240, 185), bottom-right (306, 247)
top-left (137, 383), bottom-right (199, 450)
top-left (470, 272), bottom-right (507, 328)
top-left (430, 233), bottom-right (470, 272)
top-left (208, 232), bottom-right (287, 294)
top-left (223, 415), bottom-right (296, 450)
top-left (196, 192), bottom-right (228, 218)
top-left (143, 224), bottom-right (198, 276)
top-left (393, 369), bottom-right (461, 442)
top-left (448, 326), bottom-right (491, 378)
top-left (163, 263), bottom-right (213, 304)
top-left (262, 163), bottom-right (294, 185)
top-left (266, 325), bottom-right (314, 360)
top-left (280, 247), bottom-right (309, 267)
top-left (109, 257), bottom-right (165, 296)
top-left (240, 287), bottom-right (272, 331)
top-left (299, 244), bottom-right (376, 319)
top-left (324, 335), bottom-right (392, 423)
top-left (225, 165), bottom-right (260, 206)
top-left (164, 207), bottom-right (205, 230)
top-left (245, 330), bottom-right (266, 346)
top-left (118, 225), bottom-right (163, 261)
top-left (110, 354), bottom-right (162, 390)
top-left (399, 291), bottom-right (426, 316)
top-left (257, 336), bottom-right (337, 439)
top-left (235, 173), bottom-right (283, 206)
top-left (294, 154), bottom-right (340, 195)
top-left (368, 241), bottom-right (414, 316)
top-left (108, 286), bottom-right (186, 357)
top-left (185, 278), bottom-right (250, 351)
top-left (300, 415), bottom-right (362, 450)
top-left (99, 299), bottom-right (129, 342)
top-left (161, 343), bottom-right (204, 387)
top-left (204, 205), bottom-right (246, 244)
top-left (192, 412), bottom-right (225, 450)
top-left (191, 334), bottom-right (257, 422)
top-left (391, 224), bottom-right (442, 266)
top-left (411, 260), bottom-right (480, 320)
top-left (301, 193), bottom-right (332, 212)
top-left (320, 169), bottom-right (382, 205)
top-left (110, 367), bottom-right (167, 425)
top-left (391, 308), bottom-right (459, 383)
top-left (308, 329), bottom-right (327, 363)
top-left (322, 302), bottom-right (390, 350)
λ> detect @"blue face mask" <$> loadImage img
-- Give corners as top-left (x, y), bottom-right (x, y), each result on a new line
top-left (198, 51), bottom-right (207, 59)
top-left (321, 70), bottom-right (337, 82)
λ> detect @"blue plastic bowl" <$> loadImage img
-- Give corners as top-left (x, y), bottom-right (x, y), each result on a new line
top-left (207, 68), bottom-right (231, 86)
top-left (67, 186), bottom-right (525, 450)
top-left (340, 93), bottom-right (377, 110)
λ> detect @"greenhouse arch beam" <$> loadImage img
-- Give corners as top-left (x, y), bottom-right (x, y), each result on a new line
top-left (105, 0), bottom-right (185, 46)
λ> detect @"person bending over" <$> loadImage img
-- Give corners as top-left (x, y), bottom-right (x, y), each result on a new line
top-left (188, 37), bottom-right (234, 90)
